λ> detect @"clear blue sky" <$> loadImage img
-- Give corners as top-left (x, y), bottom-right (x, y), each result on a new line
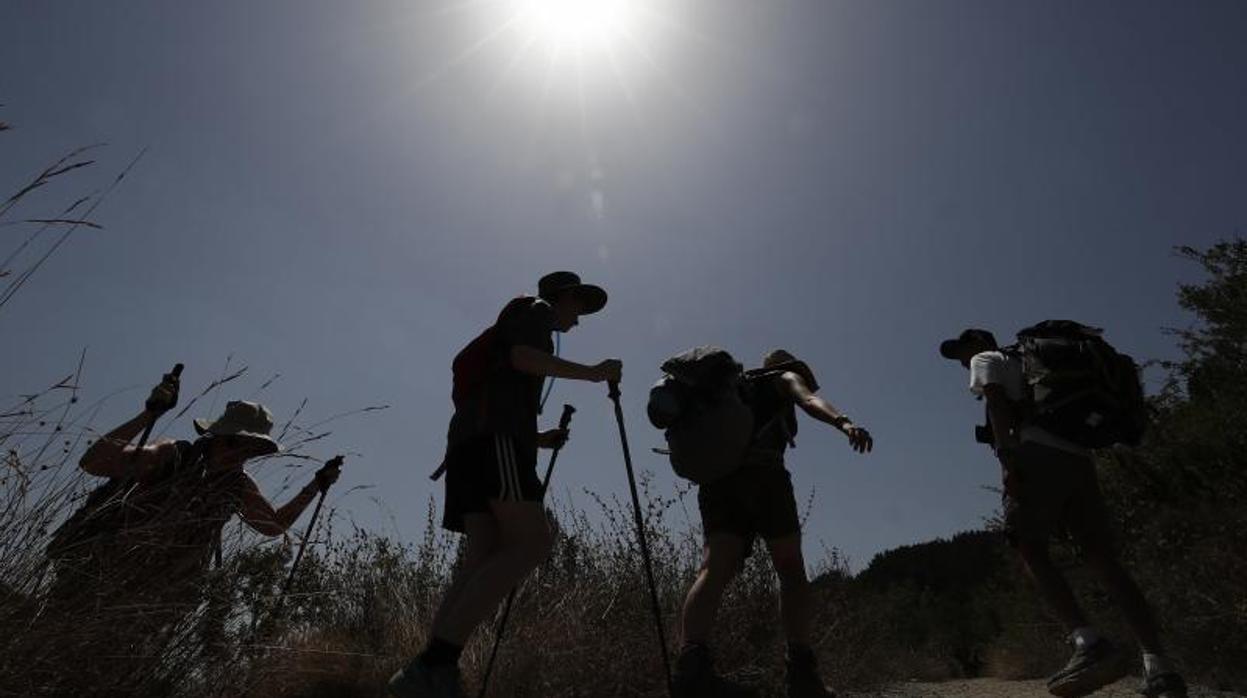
top-left (3, 0), bottom-right (1245, 570)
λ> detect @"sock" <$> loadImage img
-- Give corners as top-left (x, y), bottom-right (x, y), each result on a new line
top-left (1070, 626), bottom-right (1101, 650)
top-left (419, 636), bottom-right (463, 667)
top-left (1143, 652), bottom-right (1175, 678)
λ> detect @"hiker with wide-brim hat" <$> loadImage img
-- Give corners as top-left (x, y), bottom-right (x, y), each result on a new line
top-left (672, 349), bottom-right (872, 698)
top-left (49, 374), bottom-right (342, 691)
top-left (940, 327), bottom-right (1188, 698)
top-left (389, 271), bottom-right (621, 698)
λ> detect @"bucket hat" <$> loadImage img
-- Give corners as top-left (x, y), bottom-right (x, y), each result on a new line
top-left (193, 400), bottom-right (280, 455)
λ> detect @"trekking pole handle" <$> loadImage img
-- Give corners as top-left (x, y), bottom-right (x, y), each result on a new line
top-left (169, 363), bottom-right (185, 380)
top-left (556, 403), bottom-right (576, 431)
top-left (608, 380), bottom-right (621, 401)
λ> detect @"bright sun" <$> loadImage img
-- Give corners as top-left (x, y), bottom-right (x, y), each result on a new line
top-left (509, 0), bottom-right (638, 51)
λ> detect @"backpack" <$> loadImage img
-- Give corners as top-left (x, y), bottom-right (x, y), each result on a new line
top-left (46, 440), bottom-right (214, 561)
top-left (1015, 320), bottom-right (1148, 448)
top-left (451, 296), bottom-right (537, 413)
top-left (647, 347), bottom-right (756, 485)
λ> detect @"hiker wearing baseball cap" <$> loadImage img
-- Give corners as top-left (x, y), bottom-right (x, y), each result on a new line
top-left (389, 271), bottom-right (621, 698)
top-left (673, 349), bottom-right (872, 698)
top-left (940, 328), bottom-right (1186, 698)
top-left (47, 371), bottom-right (341, 690)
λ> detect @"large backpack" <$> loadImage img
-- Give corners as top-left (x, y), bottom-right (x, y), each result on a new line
top-left (1015, 320), bottom-right (1148, 448)
top-left (647, 347), bottom-right (756, 485)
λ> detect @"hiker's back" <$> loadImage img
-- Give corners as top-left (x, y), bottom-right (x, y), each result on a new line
top-left (448, 296), bottom-right (556, 443)
top-left (741, 370), bottom-right (799, 465)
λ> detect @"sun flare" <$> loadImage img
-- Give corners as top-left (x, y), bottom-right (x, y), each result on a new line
top-left (509, 0), bottom-right (638, 52)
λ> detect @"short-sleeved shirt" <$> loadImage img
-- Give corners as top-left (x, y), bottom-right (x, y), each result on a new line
top-left (447, 298), bottom-right (556, 445)
top-left (746, 373), bottom-right (799, 460)
top-left (968, 351), bottom-right (1087, 456)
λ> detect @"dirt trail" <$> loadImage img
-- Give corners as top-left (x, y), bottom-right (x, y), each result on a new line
top-left (849, 678), bottom-right (1244, 697)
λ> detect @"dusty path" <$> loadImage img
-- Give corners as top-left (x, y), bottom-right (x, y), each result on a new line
top-left (849, 678), bottom-right (1244, 697)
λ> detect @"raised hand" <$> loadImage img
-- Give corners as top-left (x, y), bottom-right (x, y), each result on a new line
top-left (314, 455), bottom-right (344, 493)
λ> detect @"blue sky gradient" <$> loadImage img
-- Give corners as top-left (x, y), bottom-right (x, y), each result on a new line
top-left (3, 0), bottom-right (1245, 570)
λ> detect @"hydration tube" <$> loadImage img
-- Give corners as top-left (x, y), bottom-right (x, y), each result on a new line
top-left (539, 332), bottom-right (560, 413)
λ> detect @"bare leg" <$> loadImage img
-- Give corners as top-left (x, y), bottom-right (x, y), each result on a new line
top-left (766, 534), bottom-right (811, 647)
top-left (432, 500), bottom-right (553, 645)
top-left (679, 534), bottom-right (747, 646)
top-left (430, 513), bottom-right (499, 636)
top-left (1016, 540), bottom-right (1090, 632)
top-left (1083, 543), bottom-right (1164, 653)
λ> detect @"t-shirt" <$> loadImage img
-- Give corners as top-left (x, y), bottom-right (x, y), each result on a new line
top-left (747, 373), bottom-right (798, 456)
top-left (968, 351), bottom-right (1087, 456)
top-left (447, 298), bottom-right (556, 444)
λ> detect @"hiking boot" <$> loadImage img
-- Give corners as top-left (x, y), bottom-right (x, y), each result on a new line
top-left (672, 644), bottom-right (756, 698)
top-left (785, 645), bottom-right (836, 698)
top-left (1139, 673), bottom-right (1189, 698)
top-left (1046, 637), bottom-right (1128, 698)
top-left (387, 657), bottom-right (464, 698)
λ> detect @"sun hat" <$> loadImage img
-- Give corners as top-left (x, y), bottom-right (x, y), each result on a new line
top-left (762, 349), bottom-right (820, 391)
top-left (537, 271), bottom-right (608, 315)
top-left (938, 329), bottom-right (999, 361)
top-left (193, 400), bottom-right (280, 455)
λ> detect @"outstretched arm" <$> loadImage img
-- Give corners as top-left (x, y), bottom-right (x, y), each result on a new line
top-left (779, 372), bottom-right (873, 453)
top-left (510, 345), bottom-right (621, 384)
top-left (238, 460), bottom-right (342, 536)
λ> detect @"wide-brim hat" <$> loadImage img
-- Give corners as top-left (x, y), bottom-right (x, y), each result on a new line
top-left (939, 328), bottom-right (998, 361)
top-left (762, 349), bottom-right (820, 392)
top-left (538, 271), bottom-right (608, 315)
top-left (193, 400), bottom-right (280, 455)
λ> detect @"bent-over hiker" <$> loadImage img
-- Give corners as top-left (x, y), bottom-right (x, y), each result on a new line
top-left (940, 327), bottom-right (1186, 698)
top-left (46, 371), bottom-right (341, 690)
top-left (388, 271), bottom-right (621, 698)
top-left (671, 349), bottom-right (872, 698)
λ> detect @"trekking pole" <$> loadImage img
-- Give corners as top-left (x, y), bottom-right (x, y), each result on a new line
top-left (478, 404), bottom-right (575, 698)
top-left (608, 381), bottom-right (674, 696)
top-left (130, 363), bottom-right (184, 466)
top-left (281, 455), bottom-right (344, 596)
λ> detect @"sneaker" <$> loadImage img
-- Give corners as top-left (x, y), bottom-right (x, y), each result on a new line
top-left (1139, 672), bottom-right (1189, 698)
top-left (785, 646), bottom-right (836, 698)
top-left (1046, 637), bottom-right (1128, 698)
top-left (387, 657), bottom-right (464, 698)
top-left (672, 644), bottom-right (756, 698)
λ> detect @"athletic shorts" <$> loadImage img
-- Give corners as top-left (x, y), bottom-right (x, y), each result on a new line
top-left (697, 464), bottom-right (801, 543)
top-left (442, 433), bottom-right (540, 533)
top-left (1000, 442), bottom-right (1112, 548)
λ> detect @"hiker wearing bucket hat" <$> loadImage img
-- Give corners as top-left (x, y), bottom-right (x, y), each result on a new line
top-left (940, 327), bottom-right (1187, 698)
top-left (672, 349), bottom-right (872, 698)
top-left (76, 397), bottom-right (340, 541)
top-left (48, 373), bottom-right (342, 691)
top-left (389, 271), bottom-right (620, 698)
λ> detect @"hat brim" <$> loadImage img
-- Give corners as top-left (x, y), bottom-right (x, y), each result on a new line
top-left (939, 339), bottom-right (964, 360)
top-left (193, 419), bottom-right (280, 455)
top-left (563, 284), bottom-right (608, 314)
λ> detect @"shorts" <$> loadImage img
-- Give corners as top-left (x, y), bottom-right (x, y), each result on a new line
top-left (442, 433), bottom-right (540, 532)
top-left (1001, 441), bottom-right (1112, 548)
top-left (697, 464), bottom-right (801, 543)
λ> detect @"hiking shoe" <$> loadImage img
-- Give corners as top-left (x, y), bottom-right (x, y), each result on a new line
top-left (387, 657), bottom-right (464, 698)
top-left (1046, 637), bottom-right (1128, 698)
top-left (1139, 673), bottom-right (1188, 698)
top-left (785, 646), bottom-right (836, 698)
top-left (672, 644), bottom-right (756, 698)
